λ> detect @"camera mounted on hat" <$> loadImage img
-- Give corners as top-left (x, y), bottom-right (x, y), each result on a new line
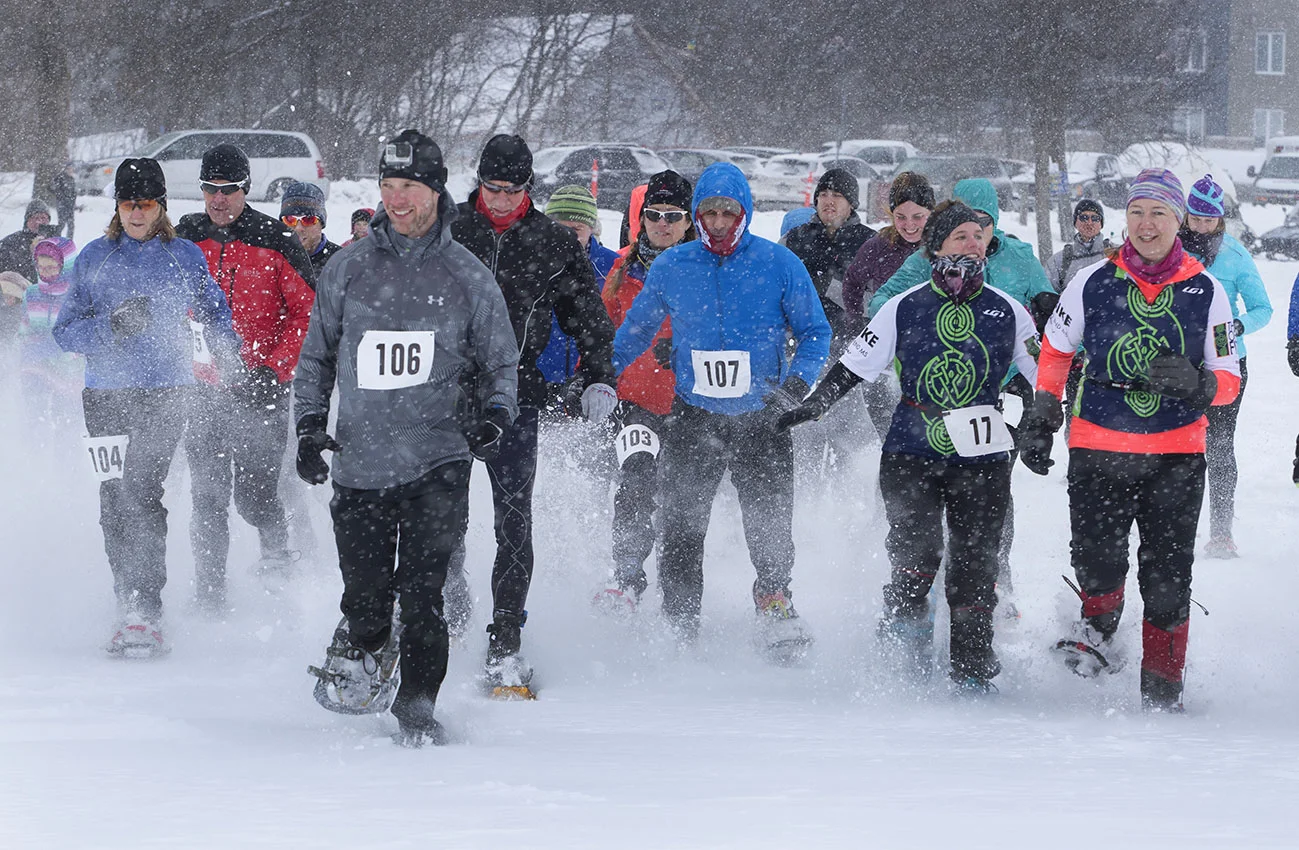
top-left (379, 129), bottom-right (448, 193)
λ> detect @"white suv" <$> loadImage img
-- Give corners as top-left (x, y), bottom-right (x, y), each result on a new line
top-left (82, 129), bottom-right (329, 201)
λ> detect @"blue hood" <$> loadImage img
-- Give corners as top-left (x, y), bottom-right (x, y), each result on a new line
top-left (692, 162), bottom-right (755, 226)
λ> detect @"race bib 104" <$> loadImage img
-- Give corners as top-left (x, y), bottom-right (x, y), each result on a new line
top-left (83, 434), bottom-right (129, 482)
top-left (614, 423), bottom-right (660, 467)
top-left (941, 404), bottom-right (1014, 457)
top-left (357, 330), bottom-right (435, 390)
top-left (690, 349), bottom-right (751, 399)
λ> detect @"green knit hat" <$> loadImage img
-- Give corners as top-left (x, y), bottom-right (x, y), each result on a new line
top-left (545, 184), bottom-right (598, 228)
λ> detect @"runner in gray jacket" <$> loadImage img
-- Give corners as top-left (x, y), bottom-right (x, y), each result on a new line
top-left (294, 130), bottom-right (519, 746)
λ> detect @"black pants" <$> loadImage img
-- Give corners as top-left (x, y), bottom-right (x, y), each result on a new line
top-left (331, 461), bottom-right (470, 730)
top-left (879, 451), bottom-right (1010, 680)
top-left (82, 387), bottom-right (187, 620)
top-left (1067, 449), bottom-right (1204, 686)
top-left (1205, 358), bottom-right (1248, 540)
top-left (657, 403), bottom-right (796, 625)
top-left (611, 403), bottom-right (667, 585)
top-left (185, 385), bottom-right (290, 587)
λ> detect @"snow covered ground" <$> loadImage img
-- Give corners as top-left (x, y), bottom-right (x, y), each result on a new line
top-left (3, 186), bottom-right (1299, 848)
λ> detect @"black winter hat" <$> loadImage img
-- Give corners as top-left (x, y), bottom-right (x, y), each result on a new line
top-left (643, 170), bottom-right (693, 210)
top-left (115, 158), bottom-right (167, 204)
top-left (888, 171), bottom-right (936, 211)
top-left (923, 200), bottom-right (981, 257)
top-left (24, 198), bottom-right (50, 222)
top-left (1074, 198), bottom-right (1104, 224)
top-left (814, 167), bottom-right (859, 209)
top-left (380, 129), bottom-right (447, 192)
top-left (478, 134), bottom-right (533, 186)
top-left (200, 143), bottom-right (250, 184)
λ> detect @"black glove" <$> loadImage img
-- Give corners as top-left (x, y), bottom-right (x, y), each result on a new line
top-left (1294, 434), bottom-right (1299, 487)
top-left (760, 375), bottom-right (809, 429)
top-left (653, 336), bottom-right (673, 370)
top-left (241, 365), bottom-right (285, 409)
top-left (773, 363), bottom-right (862, 433)
top-left (296, 413), bottom-right (340, 485)
top-left (1016, 390), bottom-right (1063, 476)
top-left (1288, 338), bottom-right (1299, 378)
top-left (465, 406), bottom-right (512, 462)
top-left (1232, 318), bottom-right (1244, 338)
top-left (1140, 346), bottom-right (1217, 410)
top-left (109, 295), bottom-right (151, 339)
top-left (1029, 291), bottom-right (1060, 335)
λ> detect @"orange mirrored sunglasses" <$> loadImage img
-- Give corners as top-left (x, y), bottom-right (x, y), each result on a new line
top-left (118, 199), bottom-right (160, 212)
top-left (282, 214), bottom-right (321, 227)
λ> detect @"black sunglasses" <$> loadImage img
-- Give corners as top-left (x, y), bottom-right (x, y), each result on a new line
top-left (973, 212), bottom-right (994, 227)
top-left (479, 180), bottom-right (527, 195)
top-left (200, 180), bottom-right (249, 196)
top-left (1076, 214), bottom-right (1103, 223)
top-left (643, 209), bottom-right (688, 224)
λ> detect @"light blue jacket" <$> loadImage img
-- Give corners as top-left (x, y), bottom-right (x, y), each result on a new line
top-left (53, 233), bottom-right (236, 389)
top-left (613, 162), bottom-right (831, 415)
top-left (1196, 233), bottom-right (1271, 358)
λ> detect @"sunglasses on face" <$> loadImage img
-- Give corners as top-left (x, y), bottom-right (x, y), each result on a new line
top-left (200, 180), bottom-right (248, 196)
top-left (973, 213), bottom-right (994, 227)
top-left (479, 180), bottom-right (527, 195)
top-left (1076, 214), bottom-right (1102, 223)
top-left (643, 209), bottom-right (687, 224)
top-left (118, 199), bottom-right (159, 212)
top-left (282, 214), bottom-right (321, 227)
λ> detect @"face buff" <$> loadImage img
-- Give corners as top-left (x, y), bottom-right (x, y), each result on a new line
top-left (930, 254), bottom-right (986, 303)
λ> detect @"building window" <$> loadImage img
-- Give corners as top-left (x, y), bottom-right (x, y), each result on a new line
top-left (1173, 106), bottom-right (1206, 144)
top-left (1256, 31), bottom-right (1285, 74)
top-left (1178, 29), bottom-right (1207, 73)
top-left (1254, 108), bottom-right (1285, 143)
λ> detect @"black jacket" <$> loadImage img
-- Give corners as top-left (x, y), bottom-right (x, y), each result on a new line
top-left (452, 191), bottom-right (615, 407)
top-left (308, 239), bottom-right (342, 276)
top-left (0, 229), bottom-right (41, 282)
top-left (783, 213), bottom-right (875, 342)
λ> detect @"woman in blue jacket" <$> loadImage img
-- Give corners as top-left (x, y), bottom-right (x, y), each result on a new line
top-left (1180, 175), bottom-right (1272, 558)
top-left (52, 158), bottom-right (236, 657)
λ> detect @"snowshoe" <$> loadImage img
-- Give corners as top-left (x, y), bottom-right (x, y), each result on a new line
top-left (106, 619), bottom-right (169, 660)
top-left (481, 653), bottom-right (536, 700)
top-left (308, 617), bottom-right (401, 715)
top-left (591, 586), bottom-right (638, 617)
top-left (255, 549), bottom-right (301, 591)
top-left (754, 591), bottom-right (813, 666)
top-left (1053, 621), bottom-right (1124, 678)
top-left (1203, 536), bottom-right (1239, 560)
top-left (950, 673), bottom-right (999, 697)
top-left (392, 720), bottom-right (449, 748)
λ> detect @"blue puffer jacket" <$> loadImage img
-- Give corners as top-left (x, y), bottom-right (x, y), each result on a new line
top-left (613, 162), bottom-right (831, 415)
top-left (52, 232), bottom-right (236, 389)
top-left (1193, 233), bottom-right (1271, 358)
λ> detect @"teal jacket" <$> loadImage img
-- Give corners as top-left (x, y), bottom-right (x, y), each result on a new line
top-left (1193, 233), bottom-right (1271, 359)
top-left (868, 178), bottom-right (1051, 317)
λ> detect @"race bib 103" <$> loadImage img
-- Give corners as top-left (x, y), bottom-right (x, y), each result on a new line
top-left (614, 424), bottom-right (660, 467)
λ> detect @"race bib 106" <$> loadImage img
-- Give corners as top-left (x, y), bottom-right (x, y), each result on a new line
top-left (941, 404), bottom-right (1014, 457)
top-left (83, 434), bottom-right (129, 482)
top-left (357, 330), bottom-right (435, 390)
top-left (614, 424), bottom-right (660, 467)
top-left (690, 349), bottom-right (751, 399)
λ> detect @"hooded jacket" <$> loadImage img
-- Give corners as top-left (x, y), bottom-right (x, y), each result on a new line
top-left (603, 246), bottom-right (675, 415)
top-left (613, 162), bottom-right (831, 415)
top-left (868, 178), bottom-right (1052, 317)
top-left (1182, 232), bottom-right (1270, 358)
top-left (294, 196), bottom-right (520, 491)
top-left (52, 233), bottom-right (236, 390)
top-left (176, 206), bottom-right (316, 383)
top-left (452, 190), bottom-right (615, 407)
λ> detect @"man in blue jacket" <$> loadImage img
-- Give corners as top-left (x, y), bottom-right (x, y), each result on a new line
top-left (613, 162), bottom-right (831, 658)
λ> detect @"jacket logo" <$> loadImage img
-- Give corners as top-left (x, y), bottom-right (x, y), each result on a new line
top-left (1182, 286), bottom-right (1204, 294)
top-left (982, 308), bottom-right (1006, 318)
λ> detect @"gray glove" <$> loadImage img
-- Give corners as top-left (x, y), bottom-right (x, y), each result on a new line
top-left (580, 382), bottom-right (618, 422)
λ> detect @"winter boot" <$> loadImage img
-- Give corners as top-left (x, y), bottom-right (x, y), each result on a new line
top-left (308, 617), bottom-right (401, 714)
top-left (107, 616), bottom-right (169, 660)
top-left (592, 563), bottom-right (648, 616)
top-left (193, 569), bottom-right (228, 617)
top-left (1140, 618), bottom-right (1188, 713)
top-left (1203, 535), bottom-right (1239, 560)
top-left (949, 604), bottom-right (1000, 689)
top-left (392, 719), bottom-right (449, 748)
top-left (1054, 619), bottom-right (1125, 677)
top-left (754, 588), bottom-right (813, 666)
top-left (877, 601), bottom-right (935, 682)
top-left (483, 611), bottom-right (534, 699)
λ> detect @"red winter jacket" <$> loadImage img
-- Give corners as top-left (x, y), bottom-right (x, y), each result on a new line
top-left (602, 247), bottom-right (674, 416)
top-left (177, 207), bottom-right (316, 382)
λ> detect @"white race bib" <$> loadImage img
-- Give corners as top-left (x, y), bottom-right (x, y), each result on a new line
top-left (189, 320), bottom-right (213, 366)
top-left (83, 434), bottom-right (130, 482)
top-left (614, 424), bottom-right (660, 467)
top-left (942, 404), bottom-right (1014, 457)
top-left (690, 349), bottom-right (751, 399)
top-left (357, 330), bottom-right (435, 390)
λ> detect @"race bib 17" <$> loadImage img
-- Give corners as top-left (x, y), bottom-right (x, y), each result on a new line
top-left (357, 330), bottom-right (435, 390)
top-left (941, 404), bottom-right (1014, 457)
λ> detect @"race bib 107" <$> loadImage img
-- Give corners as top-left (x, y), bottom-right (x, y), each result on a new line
top-left (690, 349), bottom-right (751, 399)
top-left (357, 330), bottom-right (435, 390)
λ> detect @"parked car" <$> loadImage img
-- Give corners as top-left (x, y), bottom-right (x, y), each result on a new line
top-left (894, 155), bottom-right (1020, 209)
top-left (659, 148), bottom-right (763, 183)
top-left (1246, 142), bottom-right (1299, 206)
top-left (721, 146), bottom-right (797, 163)
top-left (79, 129), bottom-right (329, 201)
top-left (1010, 152), bottom-right (1128, 210)
top-left (529, 143), bottom-right (671, 209)
top-left (749, 153), bottom-right (883, 210)
top-left (819, 139), bottom-right (917, 176)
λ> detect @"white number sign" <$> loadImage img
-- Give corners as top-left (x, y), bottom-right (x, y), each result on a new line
top-left (83, 434), bottom-right (130, 482)
top-left (690, 349), bottom-right (751, 399)
top-left (357, 330), bottom-right (435, 390)
top-left (189, 320), bottom-right (213, 366)
top-left (614, 424), bottom-right (660, 467)
top-left (941, 404), bottom-right (1014, 458)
